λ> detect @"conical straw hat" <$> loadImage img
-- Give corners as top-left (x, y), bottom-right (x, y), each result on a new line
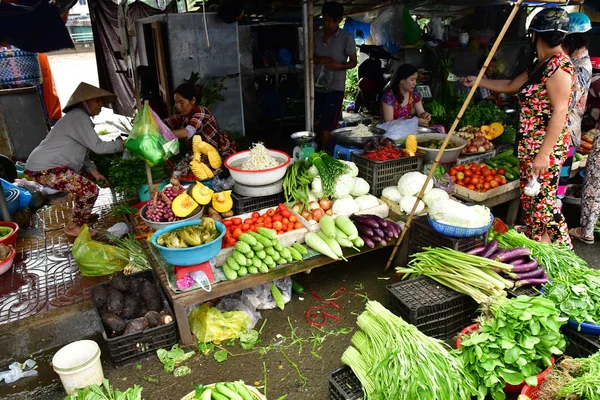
top-left (62, 82), bottom-right (117, 112)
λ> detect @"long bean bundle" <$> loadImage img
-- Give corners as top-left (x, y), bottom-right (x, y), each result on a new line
top-left (342, 301), bottom-right (476, 400)
top-left (495, 229), bottom-right (586, 280)
top-left (396, 247), bottom-right (514, 303)
top-left (283, 160), bottom-right (312, 210)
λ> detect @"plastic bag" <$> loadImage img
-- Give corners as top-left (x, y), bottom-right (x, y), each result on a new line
top-left (524, 175), bottom-right (541, 197)
top-left (377, 117), bottom-right (419, 142)
top-left (216, 297), bottom-right (261, 329)
top-left (150, 107), bottom-right (179, 159)
top-left (188, 304), bottom-right (252, 344)
top-left (72, 225), bottom-right (128, 277)
top-left (314, 64), bottom-right (332, 89)
top-left (212, 175), bottom-right (234, 192)
top-left (240, 277), bottom-right (292, 310)
top-left (0, 360), bottom-right (37, 384)
top-left (402, 4), bottom-right (422, 45)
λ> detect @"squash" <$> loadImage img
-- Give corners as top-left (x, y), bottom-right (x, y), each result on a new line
top-left (212, 190), bottom-right (233, 214)
top-left (190, 181), bottom-right (214, 205)
top-left (405, 134), bottom-right (417, 156)
top-left (484, 122), bottom-right (504, 141)
top-left (171, 192), bottom-right (199, 218)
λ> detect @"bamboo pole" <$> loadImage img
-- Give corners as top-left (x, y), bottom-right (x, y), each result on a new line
top-left (384, 0), bottom-right (526, 272)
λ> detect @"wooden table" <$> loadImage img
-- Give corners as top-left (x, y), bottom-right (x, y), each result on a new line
top-left (152, 244), bottom-right (393, 346)
top-left (453, 187), bottom-right (521, 226)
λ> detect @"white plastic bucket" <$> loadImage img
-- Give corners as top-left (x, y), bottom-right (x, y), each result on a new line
top-left (52, 340), bottom-right (104, 395)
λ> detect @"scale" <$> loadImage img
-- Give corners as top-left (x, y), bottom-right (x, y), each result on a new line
top-left (233, 178), bottom-right (284, 198)
top-left (291, 131), bottom-right (317, 162)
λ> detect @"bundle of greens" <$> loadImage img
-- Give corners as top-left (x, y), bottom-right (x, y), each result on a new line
top-left (459, 100), bottom-right (505, 129)
top-left (341, 301), bottom-right (476, 400)
top-left (494, 229), bottom-right (587, 280)
top-left (545, 266), bottom-right (600, 326)
top-left (455, 296), bottom-right (566, 400)
top-left (396, 247), bottom-right (514, 303)
top-left (537, 353), bottom-right (600, 400)
top-left (308, 152), bottom-right (348, 198)
top-left (283, 159), bottom-right (312, 211)
top-left (107, 234), bottom-right (151, 275)
top-left (64, 379), bottom-right (142, 400)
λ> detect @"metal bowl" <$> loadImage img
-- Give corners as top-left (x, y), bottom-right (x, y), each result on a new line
top-left (331, 126), bottom-right (386, 147)
top-left (416, 133), bottom-right (467, 163)
top-left (291, 131), bottom-right (316, 144)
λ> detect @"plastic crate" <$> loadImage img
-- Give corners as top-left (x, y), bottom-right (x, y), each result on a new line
top-left (328, 365), bottom-right (364, 400)
top-left (351, 151), bottom-right (424, 197)
top-left (386, 276), bottom-right (478, 339)
top-left (232, 191), bottom-right (285, 215)
top-left (456, 149), bottom-right (497, 165)
top-left (92, 270), bottom-right (177, 369)
top-left (408, 215), bottom-right (487, 254)
top-left (507, 285), bottom-right (541, 298)
top-left (563, 327), bottom-right (600, 358)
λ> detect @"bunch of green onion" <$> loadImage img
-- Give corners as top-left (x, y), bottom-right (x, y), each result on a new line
top-left (396, 247), bottom-right (514, 303)
top-left (108, 234), bottom-right (151, 273)
top-left (341, 301), bottom-right (476, 400)
top-left (308, 152), bottom-right (348, 198)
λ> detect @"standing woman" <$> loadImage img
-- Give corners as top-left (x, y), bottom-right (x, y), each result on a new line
top-left (25, 83), bottom-right (124, 238)
top-left (381, 64), bottom-right (431, 126)
top-left (461, 8), bottom-right (574, 247)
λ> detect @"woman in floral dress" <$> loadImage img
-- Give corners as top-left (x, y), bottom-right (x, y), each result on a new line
top-left (381, 64), bottom-right (431, 126)
top-left (462, 8), bottom-right (574, 248)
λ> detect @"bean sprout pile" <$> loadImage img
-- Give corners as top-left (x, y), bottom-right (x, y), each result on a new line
top-left (241, 143), bottom-right (281, 170)
top-left (350, 123), bottom-right (372, 137)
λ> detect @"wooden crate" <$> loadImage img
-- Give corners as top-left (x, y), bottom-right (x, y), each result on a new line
top-left (453, 180), bottom-right (519, 203)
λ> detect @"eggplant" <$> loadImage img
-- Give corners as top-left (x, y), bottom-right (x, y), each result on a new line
top-left (373, 228), bottom-right (385, 238)
top-left (367, 215), bottom-right (389, 228)
top-left (496, 248), bottom-right (532, 263)
top-left (510, 258), bottom-right (529, 266)
top-left (371, 235), bottom-right (386, 245)
top-left (382, 227), bottom-right (395, 240)
top-left (514, 273), bottom-right (548, 288)
top-left (511, 259), bottom-right (538, 273)
top-left (355, 224), bottom-right (374, 237)
top-left (467, 246), bottom-right (486, 256)
top-left (350, 215), bottom-right (379, 229)
top-left (508, 267), bottom-right (545, 281)
top-left (385, 222), bottom-right (399, 238)
top-left (482, 240), bottom-right (498, 259)
top-left (360, 235), bottom-right (375, 249)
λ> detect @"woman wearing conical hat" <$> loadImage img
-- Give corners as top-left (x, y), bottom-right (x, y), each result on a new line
top-left (25, 82), bottom-right (124, 238)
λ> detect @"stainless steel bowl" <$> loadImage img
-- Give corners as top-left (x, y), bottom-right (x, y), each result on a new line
top-left (331, 126), bottom-right (386, 147)
top-left (416, 133), bottom-right (467, 163)
top-left (291, 131), bottom-right (316, 143)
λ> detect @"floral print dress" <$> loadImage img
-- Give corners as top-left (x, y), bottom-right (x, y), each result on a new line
top-left (517, 54), bottom-right (574, 248)
top-left (381, 88), bottom-right (421, 120)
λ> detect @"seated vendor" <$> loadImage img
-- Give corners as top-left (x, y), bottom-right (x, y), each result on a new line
top-left (25, 83), bottom-right (124, 239)
top-left (381, 64), bottom-right (431, 126)
top-left (163, 83), bottom-right (237, 159)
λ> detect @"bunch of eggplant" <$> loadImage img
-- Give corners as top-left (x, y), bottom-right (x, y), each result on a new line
top-left (349, 214), bottom-right (402, 248)
top-left (468, 240), bottom-right (548, 288)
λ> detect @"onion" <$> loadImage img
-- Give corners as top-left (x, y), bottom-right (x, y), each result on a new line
top-left (292, 203), bottom-right (301, 213)
top-left (325, 208), bottom-right (333, 216)
top-left (319, 198), bottom-right (332, 211)
top-left (478, 146), bottom-right (486, 153)
top-left (312, 208), bottom-right (325, 222)
top-left (308, 201), bottom-right (320, 211)
top-left (301, 210), bottom-right (311, 220)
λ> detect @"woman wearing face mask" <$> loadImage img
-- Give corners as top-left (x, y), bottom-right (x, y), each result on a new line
top-left (461, 8), bottom-right (574, 248)
top-left (381, 64), bottom-right (431, 126)
top-left (25, 82), bottom-right (124, 238)
top-left (163, 83), bottom-right (237, 159)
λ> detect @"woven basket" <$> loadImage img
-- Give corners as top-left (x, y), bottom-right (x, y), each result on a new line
top-left (427, 212), bottom-right (493, 238)
top-left (181, 384), bottom-right (266, 400)
top-left (0, 46), bottom-right (42, 87)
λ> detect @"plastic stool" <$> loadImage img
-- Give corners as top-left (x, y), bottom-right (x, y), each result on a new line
top-left (333, 144), bottom-right (361, 161)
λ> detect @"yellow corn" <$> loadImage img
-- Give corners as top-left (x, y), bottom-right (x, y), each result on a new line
top-left (406, 135), bottom-right (417, 156)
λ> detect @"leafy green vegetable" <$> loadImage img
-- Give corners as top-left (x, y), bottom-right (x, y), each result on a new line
top-left (63, 379), bottom-right (143, 400)
top-left (455, 296), bottom-right (567, 400)
top-left (173, 366), bottom-right (192, 377)
top-left (239, 329), bottom-right (260, 350)
top-left (213, 350), bottom-right (228, 363)
top-left (197, 341), bottom-right (214, 355)
top-left (156, 344), bottom-right (195, 373)
top-left (545, 267), bottom-right (600, 325)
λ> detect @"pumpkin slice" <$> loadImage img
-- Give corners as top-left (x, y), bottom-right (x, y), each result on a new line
top-left (172, 192), bottom-right (200, 218)
top-left (190, 181), bottom-right (214, 205)
top-left (490, 122), bottom-right (504, 136)
top-left (212, 191), bottom-right (233, 214)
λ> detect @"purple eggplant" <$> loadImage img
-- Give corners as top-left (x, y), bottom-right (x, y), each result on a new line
top-left (482, 240), bottom-right (498, 259)
top-left (373, 227), bottom-right (385, 238)
top-left (514, 273), bottom-right (548, 288)
top-left (511, 259), bottom-right (538, 273)
top-left (467, 246), bottom-right (487, 256)
top-left (496, 248), bottom-right (532, 263)
top-left (382, 228), bottom-right (395, 240)
top-left (368, 215), bottom-right (389, 228)
top-left (355, 224), bottom-right (374, 237)
top-left (508, 267), bottom-right (545, 281)
top-left (360, 235), bottom-right (375, 249)
top-left (510, 258), bottom-right (529, 266)
top-left (350, 215), bottom-right (380, 229)
top-left (370, 234), bottom-right (386, 245)
top-left (386, 222), bottom-right (399, 238)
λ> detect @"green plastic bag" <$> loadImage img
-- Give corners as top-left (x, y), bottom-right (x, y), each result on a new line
top-left (72, 225), bottom-right (128, 276)
top-left (125, 103), bottom-right (166, 167)
top-left (189, 304), bottom-right (251, 344)
top-left (402, 5), bottom-right (422, 46)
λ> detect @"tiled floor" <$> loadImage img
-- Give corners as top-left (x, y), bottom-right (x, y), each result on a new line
top-left (0, 189), bottom-right (132, 326)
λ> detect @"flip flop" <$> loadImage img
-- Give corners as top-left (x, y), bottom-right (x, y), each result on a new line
top-left (568, 228), bottom-right (594, 245)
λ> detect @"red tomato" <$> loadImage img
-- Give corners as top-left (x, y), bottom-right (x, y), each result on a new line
top-left (244, 218), bottom-right (253, 224)
top-left (286, 223), bottom-right (294, 231)
top-left (455, 165), bottom-right (464, 172)
top-left (451, 176), bottom-right (457, 182)
top-left (232, 228), bottom-right (242, 238)
top-left (282, 218), bottom-right (289, 225)
top-left (264, 216), bottom-right (272, 223)
top-left (501, 176), bottom-right (507, 185)
top-left (468, 184), bottom-right (476, 191)
top-left (281, 209), bottom-right (291, 218)
top-left (464, 170), bottom-right (473, 177)
top-left (479, 163), bottom-right (487, 169)
top-left (471, 177), bottom-right (480, 185)
top-left (226, 237), bottom-right (237, 247)
top-left (464, 177), bottom-right (471, 185)
top-left (272, 214), bottom-right (283, 222)
top-left (242, 223), bottom-right (251, 232)
top-left (273, 221), bottom-right (283, 231)
top-left (457, 180), bottom-right (465, 186)
top-left (449, 168), bottom-right (458, 176)
top-left (464, 164), bottom-right (471, 170)
top-left (266, 209), bottom-right (276, 217)
top-left (490, 180), bottom-right (499, 188)
top-left (252, 211), bottom-right (260, 219)
top-left (232, 218), bottom-right (242, 226)
top-left (490, 169), bottom-right (497, 176)
top-left (495, 176), bottom-right (503, 184)
top-left (278, 203), bottom-right (287, 212)
top-left (294, 221), bottom-right (303, 229)
top-left (256, 217), bottom-right (265, 224)
top-left (484, 182), bottom-right (491, 190)
top-left (498, 168), bottom-right (506, 175)
top-left (223, 220), bottom-right (233, 227)
top-left (477, 183), bottom-right (484, 190)
top-left (289, 214), bottom-right (298, 223)
top-left (485, 175), bottom-right (494, 182)
top-left (265, 222), bottom-right (273, 229)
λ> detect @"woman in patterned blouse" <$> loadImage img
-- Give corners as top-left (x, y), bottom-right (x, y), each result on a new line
top-left (381, 64), bottom-right (431, 126)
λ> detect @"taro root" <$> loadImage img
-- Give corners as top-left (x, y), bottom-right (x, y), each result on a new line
top-left (121, 295), bottom-right (139, 320)
top-left (123, 317), bottom-right (149, 335)
top-left (140, 281), bottom-right (162, 312)
top-left (91, 285), bottom-right (108, 309)
top-left (106, 287), bottom-right (124, 315)
top-left (144, 311), bottom-right (162, 328)
top-left (128, 277), bottom-right (142, 295)
top-left (101, 312), bottom-right (126, 335)
top-left (110, 272), bottom-right (130, 293)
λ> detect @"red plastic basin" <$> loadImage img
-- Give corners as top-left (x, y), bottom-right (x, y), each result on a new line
top-left (0, 221), bottom-right (19, 247)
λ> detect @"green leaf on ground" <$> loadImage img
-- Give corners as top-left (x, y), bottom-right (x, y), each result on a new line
top-left (214, 350), bottom-right (228, 363)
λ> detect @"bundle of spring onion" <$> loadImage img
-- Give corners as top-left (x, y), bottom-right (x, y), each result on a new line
top-left (107, 234), bottom-right (151, 275)
top-left (308, 152), bottom-right (348, 198)
top-left (492, 229), bottom-right (587, 280)
top-left (396, 247), bottom-right (514, 303)
top-left (342, 301), bottom-right (476, 400)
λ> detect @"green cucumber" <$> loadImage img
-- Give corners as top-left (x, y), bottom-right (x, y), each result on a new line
top-left (222, 265), bottom-right (237, 280)
top-left (288, 247), bottom-right (303, 261)
top-left (226, 257), bottom-right (240, 271)
top-left (293, 243), bottom-right (308, 256)
top-left (258, 227), bottom-right (277, 240)
top-left (235, 241), bottom-right (251, 254)
top-left (238, 233), bottom-right (257, 247)
top-left (232, 251), bottom-right (247, 266)
top-left (248, 266), bottom-right (259, 274)
top-left (256, 250), bottom-right (266, 259)
top-left (237, 266), bottom-right (248, 277)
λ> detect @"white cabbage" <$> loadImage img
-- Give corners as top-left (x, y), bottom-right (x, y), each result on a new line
top-left (398, 172), bottom-right (433, 197)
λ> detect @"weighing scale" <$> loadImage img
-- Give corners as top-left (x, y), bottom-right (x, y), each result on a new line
top-left (233, 178), bottom-right (284, 197)
top-left (291, 131), bottom-right (317, 162)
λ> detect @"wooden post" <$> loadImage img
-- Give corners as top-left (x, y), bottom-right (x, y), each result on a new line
top-left (384, 0), bottom-right (528, 272)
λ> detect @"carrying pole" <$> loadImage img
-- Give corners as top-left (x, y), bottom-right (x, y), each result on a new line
top-left (384, 0), bottom-right (527, 271)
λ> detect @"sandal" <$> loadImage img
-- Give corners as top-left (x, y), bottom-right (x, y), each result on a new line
top-left (568, 228), bottom-right (594, 245)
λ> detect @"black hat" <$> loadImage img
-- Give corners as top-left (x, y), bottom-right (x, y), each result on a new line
top-left (529, 8), bottom-right (570, 34)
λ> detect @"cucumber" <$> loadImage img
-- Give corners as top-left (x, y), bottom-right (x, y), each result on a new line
top-left (232, 251), bottom-right (247, 266)
top-left (244, 250), bottom-right (254, 259)
top-left (258, 262), bottom-right (269, 273)
top-left (248, 266), bottom-right (259, 274)
top-left (274, 241), bottom-right (283, 252)
top-left (238, 233), bottom-right (257, 247)
top-left (222, 264), bottom-right (237, 280)
top-left (234, 382), bottom-right (254, 400)
top-left (264, 255), bottom-right (275, 267)
top-left (252, 256), bottom-right (261, 269)
top-left (210, 392), bottom-right (229, 400)
top-left (505, 171), bottom-right (515, 181)
top-left (256, 250), bottom-right (266, 259)
top-left (293, 243), bottom-right (308, 256)
top-left (258, 227), bottom-right (277, 240)
top-left (226, 257), bottom-right (240, 271)
top-left (280, 247), bottom-right (292, 260)
top-left (200, 388), bottom-right (212, 400)
top-left (225, 382), bottom-right (238, 393)
top-left (215, 383), bottom-right (242, 400)
top-left (251, 242), bottom-right (265, 252)
top-left (288, 247), bottom-right (303, 261)
top-left (265, 247), bottom-right (275, 256)
top-left (237, 266), bottom-right (248, 277)
top-left (235, 241), bottom-right (251, 254)
top-left (248, 231), bottom-right (273, 247)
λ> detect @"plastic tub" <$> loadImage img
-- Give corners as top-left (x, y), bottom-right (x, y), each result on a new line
top-left (456, 324), bottom-right (554, 393)
top-left (52, 340), bottom-right (104, 395)
top-left (151, 220), bottom-right (226, 266)
top-left (225, 150), bottom-right (291, 186)
top-left (427, 212), bottom-right (494, 238)
top-left (0, 221), bottom-right (19, 246)
top-left (0, 247), bottom-right (16, 276)
top-left (416, 133), bottom-right (467, 163)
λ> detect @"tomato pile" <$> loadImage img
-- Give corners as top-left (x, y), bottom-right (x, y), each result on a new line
top-left (449, 162), bottom-right (508, 193)
top-left (222, 203), bottom-right (304, 248)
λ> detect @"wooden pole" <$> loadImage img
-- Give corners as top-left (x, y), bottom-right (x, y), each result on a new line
top-left (384, 0), bottom-right (526, 272)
